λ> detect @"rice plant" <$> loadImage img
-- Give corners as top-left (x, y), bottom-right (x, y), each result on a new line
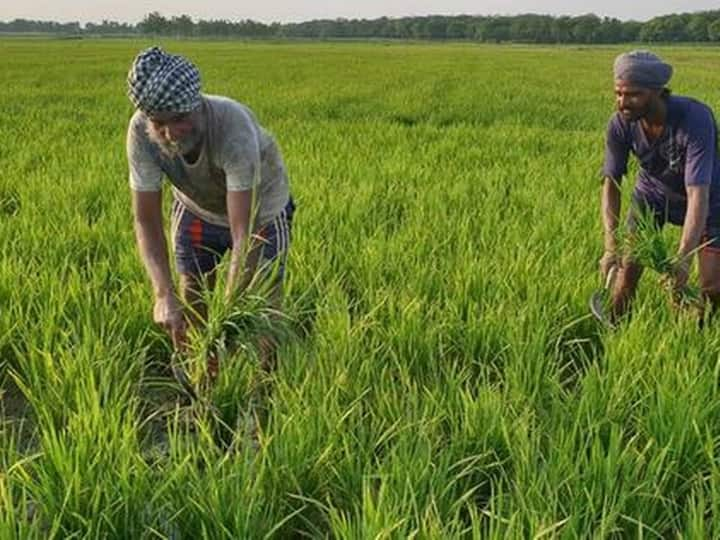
top-left (625, 206), bottom-right (703, 309)
top-left (2, 38), bottom-right (720, 537)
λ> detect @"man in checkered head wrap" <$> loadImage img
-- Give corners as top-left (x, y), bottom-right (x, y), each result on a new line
top-left (126, 47), bottom-right (295, 378)
top-left (127, 46), bottom-right (202, 116)
top-left (597, 49), bottom-right (720, 325)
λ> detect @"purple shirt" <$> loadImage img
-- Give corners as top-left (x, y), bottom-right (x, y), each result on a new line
top-left (602, 95), bottom-right (720, 224)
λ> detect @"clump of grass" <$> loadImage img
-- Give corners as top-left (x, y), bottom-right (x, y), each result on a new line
top-left (169, 260), bottom-right (298, 448)
top-left (181, 261), bottom-right (297, 381)
top-left (624, 208), bottom-right (703, 309)
top-left (626, 210), bottom-right (673, 274)
top-left (0, 188), bottom-right (20, 217)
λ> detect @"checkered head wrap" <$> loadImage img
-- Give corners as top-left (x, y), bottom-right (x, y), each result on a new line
top-left (127, 47), bottom-right (201, 115)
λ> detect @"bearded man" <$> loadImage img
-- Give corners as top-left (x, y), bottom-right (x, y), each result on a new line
top-left (126, 47), bottom-right (294, 373)
top-left (599, 50), bottom-right (720, 321)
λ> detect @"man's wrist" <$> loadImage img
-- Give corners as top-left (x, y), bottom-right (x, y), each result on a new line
top-left (674, 252), bottom-right (692, 267)
top-left (603, 233), bottom-right (617, 253)
top-left (603, 246), bottom-right (617, 257)
top-left (155, 285), bottom-right (175, 300)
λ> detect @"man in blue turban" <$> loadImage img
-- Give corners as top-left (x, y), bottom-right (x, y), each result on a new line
top-left (600, 50), bottom-right (720, 322)
top-left (126, 47), bottom-right (295, 375)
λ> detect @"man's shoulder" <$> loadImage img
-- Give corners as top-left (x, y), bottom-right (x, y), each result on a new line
top-left (205, 94), bottom-right (255, 122)
top-left (669, 95), bottom-right (715, 132)
top-left (204, 94), bottom-right (241, 107)
top-left (128, 109), bottom-right (147, 128)
top-left (205, 94), bottom-right (264, 147)
top-left (669, 94), bottom-right (707, 108)
top-left (127, 109), bottom-right (150, 142)
top-left (670, 95), bottom-right (712, 117)
top-left (606, 111), bottom-right (630, 137)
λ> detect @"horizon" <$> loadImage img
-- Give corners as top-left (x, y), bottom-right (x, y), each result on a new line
top-left (1, 1), bottom-right (718, 26)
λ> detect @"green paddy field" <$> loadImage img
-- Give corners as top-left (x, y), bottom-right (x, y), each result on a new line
top-left (2, 39), bottom-right (720, 538)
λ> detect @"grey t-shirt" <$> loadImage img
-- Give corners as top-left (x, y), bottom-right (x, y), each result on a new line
top-left (127, 94), bottom-right (290, 228)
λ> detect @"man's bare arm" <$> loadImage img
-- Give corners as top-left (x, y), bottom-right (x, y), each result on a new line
top-left (132, 190), bottom-right (185, 345)
top-left (601, 176), bottom-right (622, 254)
top-left (225, 189), bottom-right (253, 296)
top-left (132, 190), bottom-right (174, 297)
top-left (678, 184), bottom-right (709, 260)
top-left (599, 176), bottom-right (622, 279)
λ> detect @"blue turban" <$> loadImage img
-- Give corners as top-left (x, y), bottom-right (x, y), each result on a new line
top-left (613, 50), bottom-right (673, 89)
top-left (127, 47), bottom-right (202, 115)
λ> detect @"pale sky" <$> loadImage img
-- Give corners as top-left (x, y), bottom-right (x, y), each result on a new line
top-left (1, 0), bottom-right (718, 25)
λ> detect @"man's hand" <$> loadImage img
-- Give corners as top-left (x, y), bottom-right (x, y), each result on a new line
top-left (671, 257), bottom-right (691, 291)
top-left (674, 184), bottom-right (707, 295)
top-left (660, 256), bottom-right (692, 310)
top-left (226, 189), bottom-right (253, 297)
top-left (599, 250), bottom-right (618, 282)
top-left (154, 292), bottom-right (187, 349)
top-left (665, 256), bottom-right (691, 300)
top-left (601, 176), bottom-right (621, 282)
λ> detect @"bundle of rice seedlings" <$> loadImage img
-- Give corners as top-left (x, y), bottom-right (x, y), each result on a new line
top-left (177, 272), bottom-right (294, 382)
top-left (624, 209), bottom-right (703, 310)
top-left (167, 262), bottom-right (298, 447)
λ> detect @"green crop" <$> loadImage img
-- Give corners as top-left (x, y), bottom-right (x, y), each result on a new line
top-left (2, 39), bottom-right (720, 538)
top-left (625, 208), bottom-right (703, 309)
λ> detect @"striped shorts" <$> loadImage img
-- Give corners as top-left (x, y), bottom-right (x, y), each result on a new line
top-left (171, 197), bottom-right (295, 277)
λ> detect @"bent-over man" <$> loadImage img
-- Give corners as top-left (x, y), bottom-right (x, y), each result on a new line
top-left (126, 46), bottom-right (295, 373)
top-left (600, 50), bottom-right (720, 321)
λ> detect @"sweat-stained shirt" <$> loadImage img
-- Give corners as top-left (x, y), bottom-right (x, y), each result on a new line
top-left (127, 94), bottom-right (290, 229)
top-left (602, 95), bottom-right (720, 225)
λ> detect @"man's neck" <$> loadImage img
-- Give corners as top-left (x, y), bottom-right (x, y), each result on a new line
top-left (183, 141), bottom-right (203, 165)
top-left (640, 96), bottom-right (668, 141)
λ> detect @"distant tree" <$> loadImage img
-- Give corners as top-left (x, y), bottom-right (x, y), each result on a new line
top-left (639, 14), bottom-right (688, 41)
top-left (170, 15), bottom-right (194, 37)
top-left (393, 19), bottom-right (413, 39)
top-left (5, 9), bottom-right (720, 43)
top-left (446, 20), bottom-right (468, 39)
top-left (0, 18), bottom-right (80, 33)
top-left (481, 17), bottom-right (511, 42)
top-left (550, 16), bottom-right (573, 43)
top-left (709, 18), bottom-right (720, 41)
top-left (423, 16), bottom-right (447, 39)
top-left (138, 12), bottom-right (169, 35)
top-left (571, 14), bottom-right (601, 43)
top-left (85, 19), bottom-right (135, 35)
top-left (686, 13), bottom-right (709, 41)
top-left (510, 15), bottom-right (548, 42)
top-left (621, 21), bottom-right (643, 41)
top-left (595, 17), bottom-right (624, 44)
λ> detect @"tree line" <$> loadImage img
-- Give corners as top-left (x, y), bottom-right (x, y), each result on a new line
top-left (3, 11), bottom-right (720, 43)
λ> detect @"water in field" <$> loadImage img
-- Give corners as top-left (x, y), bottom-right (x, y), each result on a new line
top-left (2, 39), bottom-right (720, 537)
